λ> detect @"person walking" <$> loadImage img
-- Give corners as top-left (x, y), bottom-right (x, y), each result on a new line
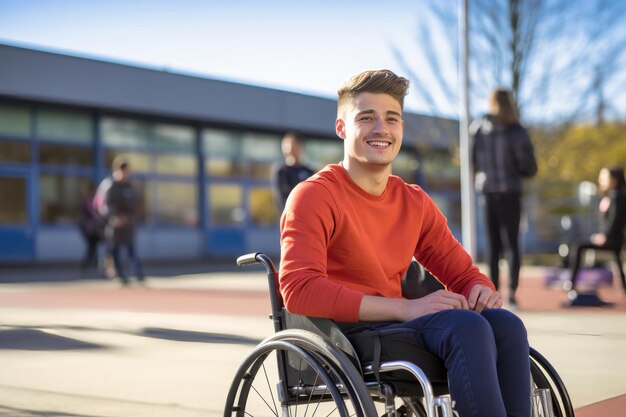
top-left (279, 70), bottom-right (531, 417)
top-left (104, 157), bottom-right (146, 287)
top-left (471, 88), bottom-right (538, 307)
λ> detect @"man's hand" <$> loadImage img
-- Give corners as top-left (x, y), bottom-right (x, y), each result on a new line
top-left (399, 290), bottom-right (469, 321)
top-left (359, 286), bottom-right (501, 323)
top-left (467, 284), bottom-right (502, 312)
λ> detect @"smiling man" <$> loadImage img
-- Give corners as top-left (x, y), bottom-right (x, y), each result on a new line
top-left (279, 69), bottom-right (531, 417)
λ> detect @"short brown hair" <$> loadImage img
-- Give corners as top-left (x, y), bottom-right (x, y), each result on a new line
top-left (112, 155), bottom-right (129, 171)
top-left (337, 69), bottom-right (410, 116)
top-left (489, 88), bottom-right (520, 125)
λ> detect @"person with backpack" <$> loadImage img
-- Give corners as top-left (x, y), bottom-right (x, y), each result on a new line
top-left (78, 182), bottom-right (103, 273)
top-left (93, 174), bottom-right (115, 279)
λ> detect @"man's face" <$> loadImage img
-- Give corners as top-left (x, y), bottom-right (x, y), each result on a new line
top-left (336, 92), bottom-right (403, 169)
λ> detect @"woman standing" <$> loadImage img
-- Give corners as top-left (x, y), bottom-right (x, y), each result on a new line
top-left (471, 89), bottom-right (538, 307)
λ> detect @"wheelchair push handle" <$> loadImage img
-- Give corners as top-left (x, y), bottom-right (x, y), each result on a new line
top-left (236, 252), bottom-right (262, 267)
top-left (236, 252), bottom-right (277, 275)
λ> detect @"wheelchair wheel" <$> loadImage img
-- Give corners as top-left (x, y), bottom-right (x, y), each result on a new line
top-left (264, 329), bottom-right (378, 417)
top-left (225, 339), bottom-right (366, 417)
top-left (530, 348), bottom-right (575, 417)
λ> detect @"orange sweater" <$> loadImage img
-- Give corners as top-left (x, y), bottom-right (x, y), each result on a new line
top-left (279, 164), bottom-right (494, 323)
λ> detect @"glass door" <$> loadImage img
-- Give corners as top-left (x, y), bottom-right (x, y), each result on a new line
top-left (0, 173), bottom-right (34, 260)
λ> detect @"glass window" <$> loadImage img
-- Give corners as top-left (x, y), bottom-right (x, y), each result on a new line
top-left (156, 154), bottom-right (198, 176)
top-left (206, 158), bottom-right (245, 178)
top-left (131, 178), bottom-right (151, 225)
top-left (40, 174), bottom-right (90, 225)
top-left (393, 150), bottom-right (420, 183)
top-left (203, 129), bottom-right (243, 177)
top-left (241, 132), bottom-right (281, 161)
top-left (0, 176), bottom-right (27, 224)
top-left (420, 149), bottom-right (460, 189)
top-left (101, 116), bottom-right (150, 148)
top-left (37, 108), bottom-right (93, 143)
top-left (202, 128), bottom-right (240, 157)
top-left (39, 143), bottom-right (93, 167)
top-left (154, 123), bottom-right (195, 151)
top-left (249, 186), bottom-right (278, 226)
top-left (105, 150), bottom-right (152, 173)
top-left (0, 141), bottom-right (31, 164)
top-left (303, 139), bottom-right (342, 169)
top-left (155, 181), bottom-right (198, 226)
top-left (0, 104), bottom-right (31, 137)
top-left (209, 184), bottom-right (243, 225)
top-left (241, 132), bottom-right (281, 181)
top-left (248, 161), bottom-right (274, 180)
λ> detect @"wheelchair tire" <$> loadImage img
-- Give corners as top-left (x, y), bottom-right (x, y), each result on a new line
top-left (224, 339), bottom-right (365, 417)
top-left (263, 329), bottom-right (378, 417)
top-left (530, 347), bottom-right (575, 417)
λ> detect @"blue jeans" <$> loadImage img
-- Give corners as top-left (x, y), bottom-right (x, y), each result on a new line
top-left (375, 309), bottom-right (530, 417)
top-left (111, 243), bottom-right (144, 284)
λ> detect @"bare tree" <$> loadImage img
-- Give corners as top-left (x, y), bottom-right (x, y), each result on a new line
top-left (396, 0), bottom-right (626, 124)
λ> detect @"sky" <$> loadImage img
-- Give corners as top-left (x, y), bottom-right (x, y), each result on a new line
top-left (2, 1), bottom-right (623, 123)
top-left (0, 0), bottom-right (457, 116)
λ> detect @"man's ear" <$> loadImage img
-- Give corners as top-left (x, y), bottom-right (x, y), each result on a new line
top-left (335, 118), bottom-right (346, 140)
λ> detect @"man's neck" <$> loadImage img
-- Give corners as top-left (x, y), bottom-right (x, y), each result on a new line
top-left (340, 159), bottom-right (390, 196)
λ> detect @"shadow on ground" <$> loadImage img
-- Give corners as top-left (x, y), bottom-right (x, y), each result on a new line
top-left (0, 324), bottom-right (261, 351)
top-left (0, 406), bottom-right (104, 417)
top-left (141, 327), bottom-right (260, 345)
top-left (0, 328), bottom-right (104, 351)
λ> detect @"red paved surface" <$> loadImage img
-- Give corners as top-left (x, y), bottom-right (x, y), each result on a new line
top-left (0, 287), bottom-right (271, 316)
top-left (1, 271), bottom-right (623, 315)
top-left (513, 272), bottom-right (626, 313)
top-left (575, 394), bottom-right (626, 417)
top-left (1, 271), bottom-right (625, 416)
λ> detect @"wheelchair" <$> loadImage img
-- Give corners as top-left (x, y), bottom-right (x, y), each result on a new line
top-left (224, 253), bottom-right (575, 417)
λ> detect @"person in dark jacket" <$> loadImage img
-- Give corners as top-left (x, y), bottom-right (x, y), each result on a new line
top-left (471, 88), bottom-right (538, 307)
top-left (105, 157), bottom-right (145, 287)
top-left (569, 165), bottom-right (626, 295)
top-left (271, 132), bottom-right (315, 212)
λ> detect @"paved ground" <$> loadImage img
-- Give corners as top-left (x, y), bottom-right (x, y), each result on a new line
top-left (0, 263), bottom-right (625, 416)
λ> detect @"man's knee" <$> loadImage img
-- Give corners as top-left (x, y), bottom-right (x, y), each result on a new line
top-left (482, 308), bottom-right (528, 342)
top-left (443, 310), bottom-right (495, 345)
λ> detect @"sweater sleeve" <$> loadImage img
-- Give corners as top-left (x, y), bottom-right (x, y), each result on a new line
top-left (279, 181), bottom-right (364, 322)
top-left (413, 194), bottom-right (494, 297)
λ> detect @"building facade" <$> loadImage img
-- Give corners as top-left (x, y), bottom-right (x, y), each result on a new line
top-left (0, 43), bottom-right (461, 263)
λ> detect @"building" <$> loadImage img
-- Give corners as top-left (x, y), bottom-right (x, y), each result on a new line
top-left (0, 43), bottom-right (461, 264)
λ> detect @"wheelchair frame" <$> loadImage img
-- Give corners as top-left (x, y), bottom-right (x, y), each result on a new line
top-left (224, 252), bottom-right (575, 417)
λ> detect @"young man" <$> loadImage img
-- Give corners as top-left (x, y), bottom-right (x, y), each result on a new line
top-left (270, 132), bottom-right (315, 212)
top-left (279, 70), bottom-right (531, 417)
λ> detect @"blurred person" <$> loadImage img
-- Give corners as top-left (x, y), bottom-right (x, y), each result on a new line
top-left (93, 173), bottom-right (116, 279)
top-left (471, 88), bottom-right (538, 307)
top-left (569, 165), bottom-right (626, 295)
top-left (104, 157), bottom-right (145, 287)
top-left (78, 182), bottom-right (103, 273)
top-left (271, 132), bottom-right (315, 211)
top-left (280, 69), bottom-right (530, 417)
